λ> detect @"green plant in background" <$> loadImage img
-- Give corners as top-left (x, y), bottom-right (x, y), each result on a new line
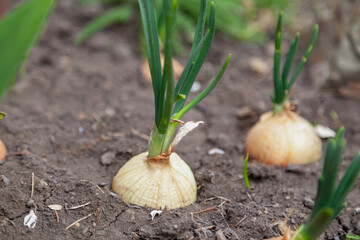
top-left (112, 0), bottom-right (231, 210)
top-left (290, 127), bottom-right (360, 240)
top-left (75, 0), bottom-right (289, 53)
top-left (0, 0), bottom-right (55, 99)
top-left (0, 0), bottom-right (55, 162)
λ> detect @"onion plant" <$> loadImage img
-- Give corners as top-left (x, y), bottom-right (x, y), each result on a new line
top-left (0, 0), bottom-right (55, 162)
top-left (266, 127), bottom-right (360, 240)
top-left (112, 0), bottom-right (231, 209)
top-left (245, 11), bottom-right (322, 166)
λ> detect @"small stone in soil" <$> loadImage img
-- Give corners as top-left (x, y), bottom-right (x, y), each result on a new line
top-left (100, 151), bottom-right (116, 166)
top-left (26, 199), bottom-right (34, 208)
top-left (355, 207), bottom-right (360, 213)
top-left (98, 182), bottom-right (106, 187)
top-left (285, 165), bottom-right (305, 174)
top-left (304, 197), bottom-right (314, 209)
top-left (216, 229), bottom-right (226, 240)
top-left (2, 175), bottom-right (10, 186)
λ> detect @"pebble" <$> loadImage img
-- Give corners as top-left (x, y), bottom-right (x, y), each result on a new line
top-left (100, 151), bottom-right (116, 166)
top-left (26, 199), bottom-right (34, 208)
top-left (355, 207), bottom-right (360, 213)
top-left (98, 182), bottom-right (106, 187)
top-left (2, 175), bottom-right (10, 186)
top-left (304, 197), bottom-right (314, 209)
top-left (216, 230), bottom-right (226, 240)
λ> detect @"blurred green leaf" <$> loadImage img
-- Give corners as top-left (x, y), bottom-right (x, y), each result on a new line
top-left (0, 0), bottom-right (55, 99)
top-left (75, 4), bottom-right (133, 45)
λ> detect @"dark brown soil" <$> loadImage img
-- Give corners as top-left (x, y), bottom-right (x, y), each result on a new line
top-left (1, 1), bottom-right (359, 239)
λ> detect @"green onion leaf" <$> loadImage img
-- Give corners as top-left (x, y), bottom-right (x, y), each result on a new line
top-left (174, 54), bottom-right (231, 119)
top-left (138, 0), bottom-right (162, 127)
top-left (282, 33), bottom-right (299, 91)
top-left (273, 11), bottom-right (283, 104)
top-left (157, 0), bottom-right (177, 134)
top-left (244, 153), bottom-right (251, 189)
top-left (287, 24), bottom-right (318, 90)
top-left (173, 1), bottom-right (216, 114)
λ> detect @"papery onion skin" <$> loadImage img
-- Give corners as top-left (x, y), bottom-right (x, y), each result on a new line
top-left (112, 152), bottom-right (196, 209)
top-left (245, 111), bottom-right (322, 166)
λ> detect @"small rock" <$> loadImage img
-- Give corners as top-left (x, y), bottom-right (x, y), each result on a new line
top-left (24, 210), bottom-right (37, 228)
top-left (208, 148), bottom-right (225, 155)
top-left (249, 57), bottom-right (270, 76)
top-left (98, 182), bottom-right (106, 187)
top-left (100, 151), bottom-right (116, 166)
top-left (48, 204), bottom-right (62, 211)
top-left (285, 165), bottom-right (305, 174)
top-left (315, 125), bottom-right (336, 139)
top-left (216, 229), bottom-right (226, 240)
top-left (355, 207), bottom-right (360, 213)
top-left (103, 108), bottom-right (115, 117)
top-left (304, 197), bottom-right (314, 209)
top-left (150, 210), bottom-right (162, 221)
top-left (1, 175), bottom-right (10, 186)
top-left (235, 106), bottom-right (256, 119)
top-left (190, 81), bottom-right (201, 92)
top-left (26, 199), bottom-right (34, 208)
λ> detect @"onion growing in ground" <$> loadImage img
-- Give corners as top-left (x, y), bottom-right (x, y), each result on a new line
top-left (245, 12), bottom-right (321, 166)
top-left (264, 128), bottom-right (360, 240)
top-left (112, 0), bottom-right (231, 209)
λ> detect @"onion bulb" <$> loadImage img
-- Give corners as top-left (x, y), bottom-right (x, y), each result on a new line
top-left (112, 152), bottom-right (196, 209)
top-left (0, 139), bottom-right (6, 162)
top-left (141, 54), bottom-right (184, 83)
top-left (245, 110), bottom-right (322, 166)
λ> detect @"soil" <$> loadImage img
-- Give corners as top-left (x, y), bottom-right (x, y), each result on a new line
top-left (1, 1), bottom-right (360, 239)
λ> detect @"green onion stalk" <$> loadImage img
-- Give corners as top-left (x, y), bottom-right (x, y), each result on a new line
top-left (144, 0), bottom-right (231, 158)
top-left (271, 11), bottom-right (318, 115)
top-left (112, 0), bottom-right (231, 210)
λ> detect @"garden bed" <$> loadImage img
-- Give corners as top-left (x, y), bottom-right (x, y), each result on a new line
top-left (0, 1), bottom-right (359, 239)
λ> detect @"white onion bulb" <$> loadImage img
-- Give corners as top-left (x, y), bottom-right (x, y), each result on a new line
top-left (112, 152), bottom-right (196, 209)
top-left (245, 111), bottom-right (322, 166)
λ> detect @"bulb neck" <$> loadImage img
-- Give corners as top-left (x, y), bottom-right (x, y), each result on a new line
top-left (272, 102), bottom-right (285, 115)
top-left (148, 122), bottom-right (178, 158)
